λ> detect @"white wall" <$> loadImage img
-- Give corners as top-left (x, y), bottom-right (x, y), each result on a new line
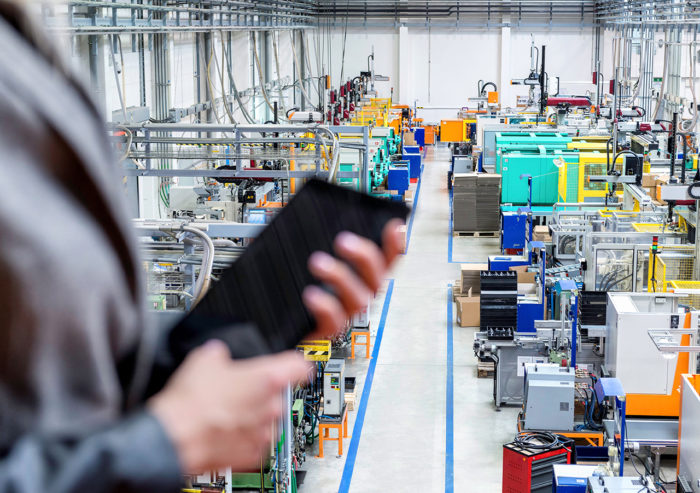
top-left (74, 24), bottom-right (700, 126)
top-left (85, 26), bottom-right (599, 124)
top-left (305, 25), bottom-right (597, 121)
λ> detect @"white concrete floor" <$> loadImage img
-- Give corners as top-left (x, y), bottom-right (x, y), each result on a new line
top-left (295, 144), bottom-right (682, 493)
top-left (299, 144), bottom-right (518, 493)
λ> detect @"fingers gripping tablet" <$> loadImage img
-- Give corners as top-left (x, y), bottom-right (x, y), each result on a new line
top-left (183, 179), bottom-right (410, 357)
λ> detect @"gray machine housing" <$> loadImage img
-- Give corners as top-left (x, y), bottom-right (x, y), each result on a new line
top-left (523, 363), bottom-right (575, 431)
top-left (587, 476), bottom-right (653, 492)
top-left (323, 359), bottom-right (345, 416)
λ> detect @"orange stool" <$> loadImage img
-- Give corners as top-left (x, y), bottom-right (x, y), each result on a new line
top-left (351, 328), bottom-right (371, 359)
top-left (317, 406), bottom-right (349, 458)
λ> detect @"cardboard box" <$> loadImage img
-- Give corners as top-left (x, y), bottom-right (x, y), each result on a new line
top-left (518, 283), bottom-right (538, 296)
top-left (654, 185), bottom-right (668, 205)
top-left (509, 265), bottom-right (537, 284)
top-left (398, 224), bottom-right (407, 253)
top-left (402, 130), bottom-right (418, 146)
top-left (655, 175), bottom-right (670, 186)
top-left (455, 294), bottom-right (480, 327)
top-left (460, 263), bottom-right (488, 294)
top-left (532, 225), bottom-right (552, 242)
top-left (642, 174), bottom-right (658, 187)
top-left (453, 280), bottom-right (463, 300)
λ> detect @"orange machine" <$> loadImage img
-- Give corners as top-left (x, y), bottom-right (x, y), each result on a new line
top-left (439, 119), bottom-right (466, 142)
top-left (626, 312), bottom-right (692, 417)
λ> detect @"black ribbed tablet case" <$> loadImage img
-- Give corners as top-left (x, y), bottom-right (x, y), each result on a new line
top-left (186, 179), bottom-right (410, 355)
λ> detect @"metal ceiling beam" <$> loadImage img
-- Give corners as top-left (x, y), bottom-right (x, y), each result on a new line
top-left (46, 0), bottom-right (700, 34)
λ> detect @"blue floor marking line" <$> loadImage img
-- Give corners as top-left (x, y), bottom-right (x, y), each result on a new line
top-left (337, 279), bottom-right (395, 493)
top-left (445, 285), bottom-right (454, 493)
top-left (404, 177), bottom-right (422, 253)
top-left (447, 187), bottom-right (454, 263)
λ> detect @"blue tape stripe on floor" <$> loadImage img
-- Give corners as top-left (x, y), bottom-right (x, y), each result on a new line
top-left (448, 186), bottom-right (454, 263)
top-left (445, 285), bottom-right (454, 493)
top-left (404, 177), bottom-right (422, 254)
top-left (337, 279), bottom-right (395, 493)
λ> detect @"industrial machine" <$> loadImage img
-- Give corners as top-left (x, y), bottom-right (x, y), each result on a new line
top-left (605, 292), bottom-right (695, 417)
top-left (323, 359), bottom-right (345, 416)
top-left (522, 363), bottom-right (575, 431)
top-left (678, 374), bottom-right (700, 491)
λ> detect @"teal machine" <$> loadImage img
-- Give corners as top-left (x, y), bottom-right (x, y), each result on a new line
top-left (494, 132), bottom-right (577, 206)
top-left (371, 127), bottom-right (401, 192)
top-left (338, 127), bottom-right (401, 195)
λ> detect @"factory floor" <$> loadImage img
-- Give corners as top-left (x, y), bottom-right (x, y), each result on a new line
top-left (298, 144), bottom-right (517, 493)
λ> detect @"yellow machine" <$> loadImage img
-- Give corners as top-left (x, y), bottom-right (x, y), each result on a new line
top-left (556, 152), bottom-right (625, 202)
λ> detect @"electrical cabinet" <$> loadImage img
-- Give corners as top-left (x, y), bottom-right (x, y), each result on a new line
top-left (523, 363), bottom-right (575, 431)
top-left (323, 359), bottom-right (345, 416)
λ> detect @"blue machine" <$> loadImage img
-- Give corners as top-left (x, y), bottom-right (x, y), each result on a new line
top-left (553, 465), bottom-right (599, 493)
top-left (501, 211), bottom-right (528, 251)
top-left (387, 163), bottom-right (410, 194)
top-left (488, 255), bottom-right (530, 271)
top-left (412, 127), bottom-right (425, 147)
top-left (402, 149), bottom-right (422, 180)
top-left (489, 241), bottom-right (544, 271)
top-left (517, 301), bottom-right (541, 333)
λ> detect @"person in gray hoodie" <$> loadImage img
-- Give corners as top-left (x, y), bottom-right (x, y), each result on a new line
top-left (0, 3), bottom-right (404, 491)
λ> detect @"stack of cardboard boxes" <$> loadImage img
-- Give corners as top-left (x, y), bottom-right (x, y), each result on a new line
top-left (642, 173), bottom-right (668, 205)
top-left (452, 173), bottom-right (502, 232)
top-left (453, 264), bottom-right (542, 328)
top-left (454, 264), bottom-right (487, 327)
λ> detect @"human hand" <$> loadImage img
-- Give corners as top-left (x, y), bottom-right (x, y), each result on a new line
top-left (148, 341), bottom-right (311, 473)
top-left (303, 219), bottom-right (404, 339)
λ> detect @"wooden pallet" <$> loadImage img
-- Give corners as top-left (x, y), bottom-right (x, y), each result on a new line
top-left (477, 361), bottom-right (495, 378)
top-left (344, 390), bottom-right (357, 411)
top-left (453, 230), bottom-right (500, 238)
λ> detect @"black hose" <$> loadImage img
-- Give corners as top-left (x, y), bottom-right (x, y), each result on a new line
top-left (632, 105), bottom-right (646, 118)
top-left (609, 150), bottom-right (639, 175)
top-left (481, 81), bottom-right (497, 95)
top-left (605, 138), bottom-right (614, 174)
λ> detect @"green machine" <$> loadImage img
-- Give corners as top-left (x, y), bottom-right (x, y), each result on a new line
top-left (370, 127), bottom-right (401, 192)
top-left (495, 131), bottom-right (571, 149)
top-left (498, 145), bottom-right (578, 205)
top-left (494, 132), bottom-right (574, 205)
top-left (337, 126), bottom-right (402, 194)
